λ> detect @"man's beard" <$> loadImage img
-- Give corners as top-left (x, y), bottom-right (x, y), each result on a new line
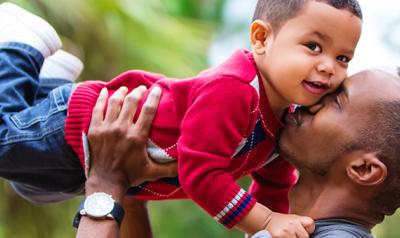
top-left (279, 142), bottom-right (334, 177)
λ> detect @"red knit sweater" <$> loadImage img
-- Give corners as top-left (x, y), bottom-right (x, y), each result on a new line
top-left (65, 49), bottom-right (296, 228)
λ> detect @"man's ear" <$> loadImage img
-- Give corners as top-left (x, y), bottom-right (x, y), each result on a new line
top-left (250, 20), bottom-right (273, 55)
top-left (346, 153), bottom-right (387, 186)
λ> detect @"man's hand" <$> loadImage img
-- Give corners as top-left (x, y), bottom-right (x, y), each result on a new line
top-left (85, 86), bottom-right (177, 198)
top-left (76, 86), bottom-right (177, 238)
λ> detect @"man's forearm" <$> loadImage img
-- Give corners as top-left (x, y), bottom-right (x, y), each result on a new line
top-left (75, 175), bottom-right (126, 238)
top-left (76, 217), bottom-right (119, 238)
top-left (120, 198), bottom-right (153, 238)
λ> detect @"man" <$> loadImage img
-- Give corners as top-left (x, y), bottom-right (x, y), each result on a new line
top-left (78, 69), bottom-right (400, 237)
top-left (278, 69), bottom-right (400, 237)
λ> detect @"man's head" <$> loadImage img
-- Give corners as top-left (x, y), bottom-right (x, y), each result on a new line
top-left (280, 69), bottom-right (400, 218)
top-left (250, 0), bottom-right (363, 109)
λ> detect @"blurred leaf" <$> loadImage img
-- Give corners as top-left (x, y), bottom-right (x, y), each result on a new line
top-left (13, 0), bottom-right (223, 80)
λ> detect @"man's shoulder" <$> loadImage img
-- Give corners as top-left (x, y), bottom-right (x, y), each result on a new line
top-left (312, 229), bottom-right (373, 238)
top-left (312, 219), bottom-right (374, 238)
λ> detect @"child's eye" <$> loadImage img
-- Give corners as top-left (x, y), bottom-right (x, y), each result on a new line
top-left (337, 55), bottom-right (350, 63)
top-left (305, 42), bottom-right (321, 53)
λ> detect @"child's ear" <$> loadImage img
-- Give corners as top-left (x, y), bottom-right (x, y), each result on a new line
top-left (250, 20), bottom-right (273, 55)
top-left (346, 152), bottom-right (387, 186)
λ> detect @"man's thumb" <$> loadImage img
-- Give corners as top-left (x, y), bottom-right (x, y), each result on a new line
top-left (148, 161), bottom-right (178, 180)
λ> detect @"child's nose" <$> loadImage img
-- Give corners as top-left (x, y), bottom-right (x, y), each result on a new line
top-left (316, 57), bottom-right (335, 76)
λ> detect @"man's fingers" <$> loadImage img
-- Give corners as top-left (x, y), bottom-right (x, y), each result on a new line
top-left (90, 87), bottom-right (108, 127)
top-left (147, 161), bottom-right (178, 181)
top-left (300, 216), bottom-right (315, 234)
top-left (135, 87), bottom-right (161, 136)
top-left (104, 86), bottom-right (128, 123)
top-left (119, 85), bottom-right (147, 123)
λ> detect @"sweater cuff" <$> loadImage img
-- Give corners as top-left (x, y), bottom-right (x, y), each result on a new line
top-left (213, 188), bottom-right (257, 228)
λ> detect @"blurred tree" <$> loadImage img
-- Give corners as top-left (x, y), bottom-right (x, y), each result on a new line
top-left (0, 0), bottom-right (234, 237)
top-left (6, 0), bottom-right (223, 80)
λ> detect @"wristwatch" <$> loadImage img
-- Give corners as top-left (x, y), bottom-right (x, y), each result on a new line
top-left (72, 192), bottom-right (125, 228)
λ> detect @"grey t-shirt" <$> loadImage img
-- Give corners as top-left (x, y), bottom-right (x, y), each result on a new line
top-left (312, 219), bottom-right (375, 238)
top-left (250, 219), bottom-right (375, 238)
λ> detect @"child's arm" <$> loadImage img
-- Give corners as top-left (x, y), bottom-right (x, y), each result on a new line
top-left (235, 202), bottom-right (315, 237)
top-left (242, 157), bottom-right (315, 237)
top-left (177, 78), bottom-right (259, 228)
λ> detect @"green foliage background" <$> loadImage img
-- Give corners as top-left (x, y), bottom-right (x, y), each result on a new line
top-left (0, 0), bottom-right (398, 237)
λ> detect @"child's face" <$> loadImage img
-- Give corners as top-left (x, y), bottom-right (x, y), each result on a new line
top-left (251, 1), bottom-right (362, 107)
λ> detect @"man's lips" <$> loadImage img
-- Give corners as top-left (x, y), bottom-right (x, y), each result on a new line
top-left (302, 80), bottom-right (329, 95)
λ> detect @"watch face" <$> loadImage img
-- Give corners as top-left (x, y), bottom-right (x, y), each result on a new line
top-left (84, 192), bottom-right (114, 218)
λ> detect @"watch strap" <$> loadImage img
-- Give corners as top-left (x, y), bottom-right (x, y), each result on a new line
top-left (110, 200), bottom-right (125, 225)
top-left (72, 196), bottom-right (125, 228)
top-left (72, 199), bottom-right (85, 228)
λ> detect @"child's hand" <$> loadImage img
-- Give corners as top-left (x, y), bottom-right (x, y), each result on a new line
top-left (264, 212), bottom-right (315, 238)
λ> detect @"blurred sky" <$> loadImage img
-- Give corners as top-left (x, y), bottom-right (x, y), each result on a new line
top-left (209, 0), bottom-right (400, 74)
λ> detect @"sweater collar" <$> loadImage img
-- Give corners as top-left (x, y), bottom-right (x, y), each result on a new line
top-left (243, 49), bottom-right (285, 138)
top-left (213, 49), bottom-right (258, 83)
top-left (215, 49), bottom-right (286, 138)
top-left (257, 75), bottom-right (285, 139)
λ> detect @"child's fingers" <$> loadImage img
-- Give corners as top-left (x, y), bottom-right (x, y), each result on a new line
top-left (300, 216), bottom-right (315, 234)
top-left (294, 225), bottom-right (310, 238)
top-left (118, 85), bottom-right (147, 123)
top-left (135, 87), bottom-right (161, 137)
top-left (90, 87), bottom-right (108, 127)
top-left (104, 86), bottom-right (128, 123)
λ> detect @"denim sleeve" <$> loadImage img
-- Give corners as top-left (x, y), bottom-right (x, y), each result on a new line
top-left (0, 42), bottom-right (85, 203)
top-left (0, 84), bottom-right (85, 195)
